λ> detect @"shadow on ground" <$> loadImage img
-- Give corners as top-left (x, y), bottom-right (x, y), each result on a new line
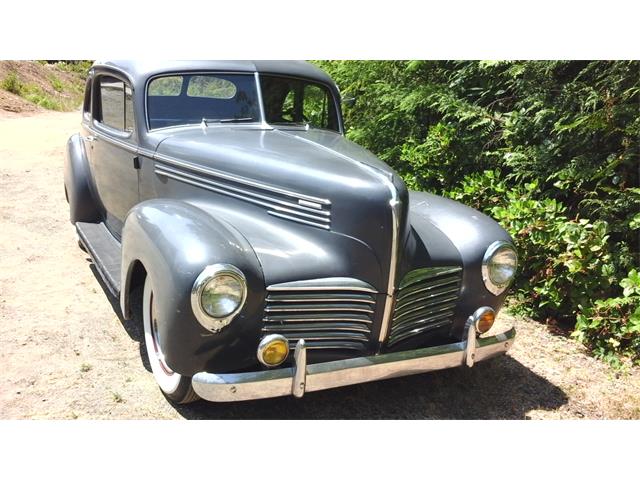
top-left (90, 264), bottom-right (568, 420)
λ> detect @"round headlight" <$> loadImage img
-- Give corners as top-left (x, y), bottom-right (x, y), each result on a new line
top-left (482, 241), bottom-right (518, 295)
top-left (191, 264), bottom-right (247, 332)
top-left (201, 273), bottom-right (244, 317)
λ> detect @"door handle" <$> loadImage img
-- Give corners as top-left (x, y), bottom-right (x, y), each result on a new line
top-left (84, 135), bottom-right (96, 142)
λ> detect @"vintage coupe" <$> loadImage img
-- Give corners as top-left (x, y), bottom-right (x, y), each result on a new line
top-left (64, 60), bottom-right (517, 404)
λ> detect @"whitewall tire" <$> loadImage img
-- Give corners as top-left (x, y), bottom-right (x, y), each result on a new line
top-left (142, 276), bottom-right (199, 404)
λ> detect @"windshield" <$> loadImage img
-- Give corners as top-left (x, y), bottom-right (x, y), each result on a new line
top-left (147, 73), bottom-right (260, 129)
top-left (260, 75), bottom-right (340, 132)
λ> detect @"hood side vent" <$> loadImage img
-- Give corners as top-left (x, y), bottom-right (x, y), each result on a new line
top-left (154, 157), bottom-right (331, 229)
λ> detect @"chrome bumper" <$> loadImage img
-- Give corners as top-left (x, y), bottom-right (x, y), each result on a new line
top-left (192, 326), bottom-right (516, 402)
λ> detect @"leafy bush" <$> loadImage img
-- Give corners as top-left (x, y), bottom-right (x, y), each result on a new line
top-left (1, 71), bottom-right (23, 94)
top-left (52, 60), bottom-right (93, 76)
top-left (449, 170), bottom-right (637, 364)
top-left (316, 60), bottom-right (638, 364)
top-left (574, 270), bottom-right (640, 365)
top-left (50, 76), bottom-right (64, 93)
top-left (20, 84), bottom-right (65, 110)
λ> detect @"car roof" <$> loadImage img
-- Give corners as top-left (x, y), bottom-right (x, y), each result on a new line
top-left (92, 60), bottom-right (336, 88)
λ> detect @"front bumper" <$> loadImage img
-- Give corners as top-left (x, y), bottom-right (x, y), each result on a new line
top-left (192, 326), bottom-right (516, 402)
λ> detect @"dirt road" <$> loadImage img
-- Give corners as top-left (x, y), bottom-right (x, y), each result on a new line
top-left (1, 110), bottom-right (639, 419)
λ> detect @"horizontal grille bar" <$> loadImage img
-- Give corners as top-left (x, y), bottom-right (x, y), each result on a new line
top-left (387, 266), bottom-right (462, 347)
top-left (265, 303), bottom-right (375, 314)
top-left (262, 278), bottom-right (377, 351)
top-left (155, 162), bottom-right (331, 230)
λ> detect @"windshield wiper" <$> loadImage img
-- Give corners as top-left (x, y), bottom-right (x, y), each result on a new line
top-left (201, 117), bottom-right (255, 126)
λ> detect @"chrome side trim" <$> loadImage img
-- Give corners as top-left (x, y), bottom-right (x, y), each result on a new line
top-left (154, 161), bottom-right (331, 230)
top-left (156, 163), bottom-right (329, 217)
top-left (191, 327), bottom-right (516, 401)
top-left (85, 126), bottom-right (139, 154)
top-left (268, 211), bottom-right (329, 230)
top-left (153, 152), bottom-right (330, 206)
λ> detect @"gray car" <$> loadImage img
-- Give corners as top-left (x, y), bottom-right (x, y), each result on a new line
top-left (64, 60), bottom-right (518, 404)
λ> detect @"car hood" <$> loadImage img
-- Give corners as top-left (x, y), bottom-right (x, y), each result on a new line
top-left (152, 126), bottom-right (409, 292)
top-left (154, 126), bottom-right (396, 188)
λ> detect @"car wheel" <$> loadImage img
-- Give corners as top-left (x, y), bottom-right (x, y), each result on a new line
top-left (142, 275), bottom-right (199, 404)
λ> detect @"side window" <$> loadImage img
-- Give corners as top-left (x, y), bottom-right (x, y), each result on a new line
top-left (82, 78), bottom-right (92, 120)
top-left (260, 75), bottom-right (339, 132)
top-left (98, 75), bottom-right (135, 133)
top-left (303, 84), bottom-right (329, 129)
top-left (124, 84), bottom-right (134, 132)
top-left (281, 90), bottom-right (295, 121)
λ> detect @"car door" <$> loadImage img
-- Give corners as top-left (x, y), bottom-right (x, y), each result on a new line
top-left (87, 73), bottom-right (140, 238)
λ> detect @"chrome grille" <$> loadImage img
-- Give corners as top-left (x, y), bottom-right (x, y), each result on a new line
top-left (154, 160), bottom-right (331, 229)
top-left (387, 266), bottom-right (462, 347)
top-left (262, 278), bottom-right (377, 352)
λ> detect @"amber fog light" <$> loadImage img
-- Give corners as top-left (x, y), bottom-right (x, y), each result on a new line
top-left (472, 307), bottom-right (496, 334)
top-left (257, 334), bottom-right (289, 367)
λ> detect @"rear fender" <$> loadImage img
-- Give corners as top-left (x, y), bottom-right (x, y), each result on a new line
top-left (63, 134), bottom-right (103, 224)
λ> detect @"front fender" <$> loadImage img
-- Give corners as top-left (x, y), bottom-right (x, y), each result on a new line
top-left (121, 199), bottom-right (265, 376)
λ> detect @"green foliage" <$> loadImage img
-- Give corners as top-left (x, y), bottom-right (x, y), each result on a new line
top-left (52, 60), bottom-right (93, 76)
top-left (316, 60), bottom-right (640, 364)
top-left (574, 270), bottom-right (640, 366)
top-left (1, 71), bottom-right (23, 94)
top-left (20, 83), bottom-right (65, 111)
top-left (50, 75), bottom-right (64, 93)
top-left (452, 170), bottom-right (637, 364)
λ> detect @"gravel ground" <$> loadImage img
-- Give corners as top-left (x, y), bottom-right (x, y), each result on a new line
top-left (1, 110), bottom-right (639, 419)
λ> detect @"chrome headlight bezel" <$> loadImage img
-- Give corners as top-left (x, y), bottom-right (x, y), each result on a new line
top-left (482, 241), bottom-right (518, 296)
top-left (191, 264), bottom-right (247, 332)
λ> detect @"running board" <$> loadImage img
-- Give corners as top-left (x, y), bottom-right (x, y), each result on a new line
top-left (76, 221), bottom-right (122, 297)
